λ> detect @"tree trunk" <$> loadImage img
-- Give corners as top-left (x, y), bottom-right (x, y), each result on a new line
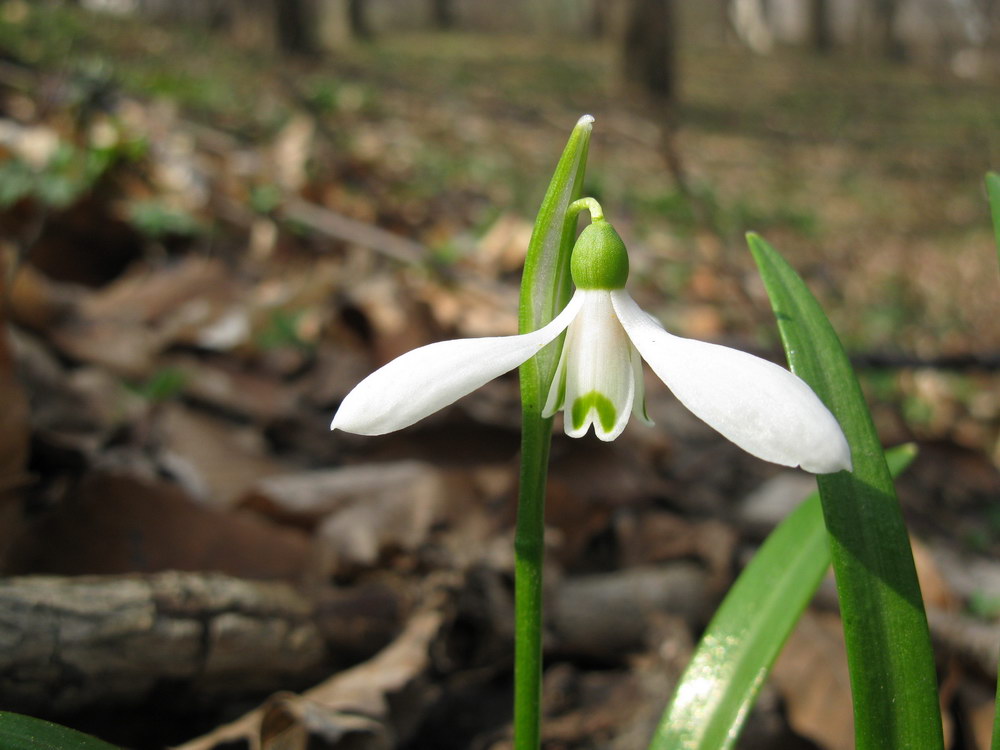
top-left (430, 0), bottom-right (454, 29)
top-left (621, 0), bottom-right (677, 105)
top-left (590, 0), bottom-right (608, 39)
top-left (273, 0), bottom-right (319, 56)
top-left (873, 0), bottom-right (906, 61)
top-left (811, 0), bottom-right (833, 53)
top-left (348, 0), bottom-right (372, 39)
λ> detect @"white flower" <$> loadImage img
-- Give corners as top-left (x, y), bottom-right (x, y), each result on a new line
top-left (332, 220), bottom-right (852, 474)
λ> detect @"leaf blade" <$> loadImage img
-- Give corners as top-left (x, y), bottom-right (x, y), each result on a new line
top-left (986, 172), bottom-right (1000, 270)
top-left (650, 445), bottom-right (917, 750)
top-left (518, 114), bottom-right (593, 404)
top-left (0, 712), bottom-right (120, 750)
top-left (746, 232), bottom-right (943, 750)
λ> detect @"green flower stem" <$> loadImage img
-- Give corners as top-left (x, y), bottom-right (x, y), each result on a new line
top-left (989, 172), bottom-right (1000, 750)
top-left (568, 197), bottom-right (604, 222)
top-left (511, 198), bottom-right (601, 747)
top-left (514, 117), bottom-right (593, 750)
top-left (513, 402), bottom-right (554, 750)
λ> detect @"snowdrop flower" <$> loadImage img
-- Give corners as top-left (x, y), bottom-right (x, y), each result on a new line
top-left (332, 219), bottom-right (851, 474)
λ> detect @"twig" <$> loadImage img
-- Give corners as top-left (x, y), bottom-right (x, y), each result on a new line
top-left (281, 197), bottom-right (426, 264)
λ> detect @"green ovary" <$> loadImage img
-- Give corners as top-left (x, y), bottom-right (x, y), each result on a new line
top-left (571, 391), bottom-right (618, 433)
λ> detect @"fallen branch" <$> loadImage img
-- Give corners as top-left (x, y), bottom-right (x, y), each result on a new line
top-left (0, 572), bottom-right (406, 714)
top-left (280, 197), bottom-right (427, 265)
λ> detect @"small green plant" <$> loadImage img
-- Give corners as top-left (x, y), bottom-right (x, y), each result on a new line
top-left (257, 309), bottom-right (314, 352)
top-left (130, 367), bottom-right (187, 403)
top-left (0, 139), bottom-right (136, 211)
top-left (248, 183), bottom-right (283, 215)
top-left (126, 199), bottom-right (203, 239)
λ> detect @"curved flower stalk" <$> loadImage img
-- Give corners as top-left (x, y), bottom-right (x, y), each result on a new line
top-left (332, 215), bottom-right (851, 474)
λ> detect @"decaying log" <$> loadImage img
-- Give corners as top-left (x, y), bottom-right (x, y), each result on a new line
top-left (0, 572), bottom-right (327, 713)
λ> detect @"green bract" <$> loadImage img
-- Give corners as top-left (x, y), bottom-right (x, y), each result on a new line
top-left (570, 219), bottom-right (630, 290)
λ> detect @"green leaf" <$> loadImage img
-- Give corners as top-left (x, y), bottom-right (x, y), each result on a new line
top-left (0, 712), bottom-right (119, 750)
top-left (986, 172), bottom-right (1000, 270)
top-left (746, 232), bottom-right (943, 750)
top-left (649, 444), bottom-right (917, 750)
top-left (518, 114), bottom-right (593, 405)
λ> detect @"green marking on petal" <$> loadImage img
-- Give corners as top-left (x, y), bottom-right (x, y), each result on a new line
top-left (571, 391), bottom-right (618, 433)
top-left (557, 365), bottom-right (569, 410)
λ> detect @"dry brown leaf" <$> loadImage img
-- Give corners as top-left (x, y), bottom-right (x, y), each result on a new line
top-left (0, 262), bottom-right (30, 567)
top-left (44, 257), bottom-right (244, 376)
top-left (771, 610), bottom-right (853, 750)
top-left (475, 213), bottom-right (532, 274)
top-left (349, 275), bottom-right (434, 363)
top-left (5, 261), bottom-right (80, 331)
top-left (158, 403), bottom-right (292, 509)
top-left (615, 510), bottom-right (737, 590)
top-left (258, 587), bottom-right (452, 750)
top-left (8, 471), bottom-right (311, 580)
top-left (164, 354), bottom-right (298, 421)
top-left (911, 535), bottom-right (959, 612)
top-left (270, 113), bottom-right (315, 192)
top-left (241, 461), bottom-right (443, 528)
top-left (539, 665), bottom-right (642, 747)
top-left (174, 581), bottom-right (451, 750)
top-left (964, 688), bottom-right (996, 750)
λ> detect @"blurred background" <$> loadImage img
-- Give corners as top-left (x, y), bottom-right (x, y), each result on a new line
top-left (1, 1), bottom-right (999, 748)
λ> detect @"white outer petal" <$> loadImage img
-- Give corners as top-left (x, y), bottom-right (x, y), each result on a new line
top-left (332, 291), bottom-right (584, 435)
top-left (611, 290), bottom-right (852, 473)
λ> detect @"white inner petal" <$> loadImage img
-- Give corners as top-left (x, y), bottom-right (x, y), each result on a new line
top-left (630, 344), bottom-right (653, 426)
top-left (559, 290), bottom-right (636, 442)
top-left (611, 290), bottom-right (851, 473)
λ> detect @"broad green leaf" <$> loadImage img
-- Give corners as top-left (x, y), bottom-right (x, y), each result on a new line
top-left (986, 172), bottom-right (1000, 270)
top-left (0, 712), bottom-right (119, 750)
top-left (650, 444), bottom-right (916, 750)
top-left (747, 233), bottom-right (943, 750)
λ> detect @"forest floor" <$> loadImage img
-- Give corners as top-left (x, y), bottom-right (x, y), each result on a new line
top-left (1, 2), bottom-right (1000, 749)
